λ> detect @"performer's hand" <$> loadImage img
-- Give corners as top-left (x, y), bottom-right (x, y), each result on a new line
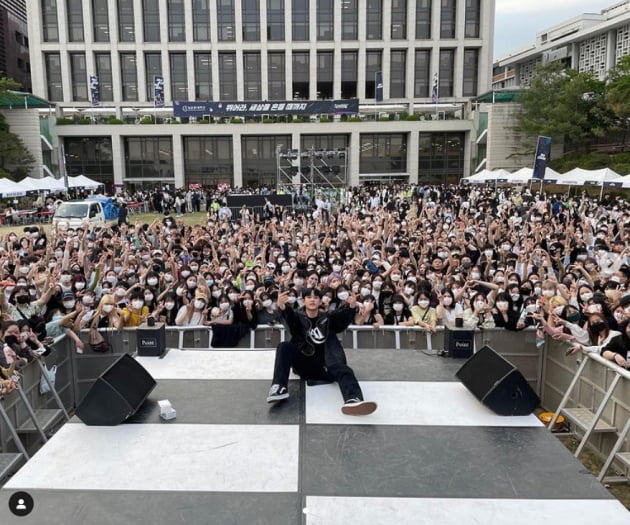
top-left (277, 291), bottom-right (289, 310)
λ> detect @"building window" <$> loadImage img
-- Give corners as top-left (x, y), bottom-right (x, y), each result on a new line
top-left (292, 0), bottom-right (309, 41)
top-left (317, 51), bottom-right (333, 99)
top-left (168, 0), bottom-right (185, 41)
top-left (440, 0), bottom-right (456, 39)
top-left (416, 0), bottom-right (431, 39)
top-left (464, 0), bottom-right (480, 38)
top-left (217, 0), bottom-right (235, 41)
top-left (391, 0), bottom-right (406, 40)
top-left (463, 48), bottom-right (479, 96)
top-left (184, 137), bottom-right (234, 186)
top-left (267, 0), bottom-right (285, 41)
top-left (120, 53), bottom-right (138, 101)
top-left (268, 52), bottom-right (286, 100)
top-left (170, 53), bottom-right (188, 100)
top-left (242, 0), bottom-right (260, 41)
top-left (118, 0), bottom-right (135, 42)
top-left (317, 0), bottom-right (334, 41)
top-left (145, 52), bottom-right (162, 101)
top-left (439, 49), bottom-right (454, 97)
top-left (341, 50), bottom-right (358, 98)
top-left (414, 49), bottom-right (431, 97)
top-left (42, 0), bottom-right (59, 42)
top-left (193, 0), bottom-right (211, 41)
top-left (67, 0), bottom-right (84, 42)
top-left (219, 52), bottom-right (237, 99)
top-left (144, 0), bottom-right (160, 41)
top-left (45, 53), bottom-right (62, 100)
top-left (243, 52), bottom-right (261, 100)
top-left (92, 0), bottom-right (110, 41)
top-left (242, 135), bottom-right (290, 187)
top-left (360, 134), bottom-right (407, 174)
top-left (419, 132), bottom-right (465, 183)
top-left (65, 137), bottom-right (114, 185)
top-left (194, 53), bottom-right (212, 99)
top-left (342, 0), bottom-right (358, 41)
top-left (95, 53), bottom-right (113, 101)
top-left (292, 51), bottom-right (309, 99)
top-left (390, 50), bottom-right (406, 98)
top-left (366, 1), bottom-right (382, 40)
top-left (125, 137), bottom-right (173, 179)
top-left (365, 50), bottom-right (382, 99)
top-left (70, 53), bottom-right (87, 101)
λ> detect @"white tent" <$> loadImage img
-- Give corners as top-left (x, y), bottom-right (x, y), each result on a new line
top-left (68, 174), bottom-right (104, 189)
top-left (557, 167), bottom-right (620, 186)
top-left (40, 176), bottom-right (68, 192)
top-left (463, 169), bottom-right (497, 184)
top-left (0, 178), bottom-right (27, 197)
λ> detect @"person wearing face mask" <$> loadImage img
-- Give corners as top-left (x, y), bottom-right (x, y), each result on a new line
top-left (568, 313), bottom-right (620, 356)
top-left (383, 294), bottom-right (413, 326)
top-left (256, 292), bottom-right (282, 325)
top-left (2, 283), bottom-right (55, 330)
top-left (121, 291), bottom-right (150, 327)
top-left (410, 293), bottom-right (437, 333)
top-left (208, 293), bottom-right (234, 326)
top-left (462, 292), bottom-right (496, 329)
top-left (155, 292), bottom-right (179, 326)
top-left (491, 292), bottom-right (520, 331)
top-left (353, 294), bottom-right (384, 328)
top-left (598, 319), bottom-right (630, 368)
top-left (89, 295), bottom-right (123, 330)
top-left (176, 289), bottom-right (209, 327)
top-left (436, 289), bottom-right (463, 327)
top-left (540, 303), bottom-right (590, 344)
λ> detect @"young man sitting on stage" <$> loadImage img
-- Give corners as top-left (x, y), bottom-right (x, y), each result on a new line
top-left (267, 287), bottom-right (377, 416)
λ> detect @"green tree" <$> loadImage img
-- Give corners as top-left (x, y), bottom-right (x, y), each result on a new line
top-left (605, 55), bottom-right (630, 146)
top-left (516, 62), bottom-right (611, 153)
top-left (0, 76), bottom-right (35, 179)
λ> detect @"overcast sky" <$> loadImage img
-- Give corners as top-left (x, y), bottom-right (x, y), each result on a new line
top-left (494, 0), bottom-right (623, 58)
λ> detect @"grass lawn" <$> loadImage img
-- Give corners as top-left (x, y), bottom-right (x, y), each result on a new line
top-left (0, 211), bottom-right (209, 237)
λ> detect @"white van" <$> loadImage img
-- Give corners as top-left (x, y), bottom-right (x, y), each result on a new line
top-left (52, 200), bottom-right (109, 232)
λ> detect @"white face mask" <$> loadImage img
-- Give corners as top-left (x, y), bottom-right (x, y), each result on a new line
top-left (243, 299), bottom-right (253, 308)
top-left (164, 274), bottom-right (174, 283)
top-left (484, 250), bottom-right (493, 258)
top-left (106, 276), bottom-right (117, 284)
top-left (164, 302), bottom-right (175, 310)
top-left (63, 301), bottom-right (76, 309)
top-left (102, 304), bottom-right (114, 313)
top-left (471, 272), bottom-right (481, 280)
top-left (361, 287), bottom-right (371, 297)
top-left (181, 270), bottom-right (191, 278)
top-left (496, 301), bottom-right (509, 310)
top-left (322, 296), bottom-right (331, 305)
top-left (443, 297), bottom-right (453, 306)
top-left (212, 290), bottom-right (222, 298)
top-left (404, 287), bottom-right (414, 296)
top-left (337, 291), bottom-right (349, 301)
top-left (542, 290), bottom-right (555, 298)
top-left (474, 301), bottom-right (485, 309)
top-left (510, 294), bottom-right (520, 301)
top-left (132, 300), bottom-right (144, 309)
top-left (75, 282), bottom-right (86, 290)
top-left (193, 299), bottom-right (205, 309)
top-left (287, 296), bottom-right (297, 304)
top-left (220, 302), bottom-right (230, 311)
top-left (82, 296), bottom-right (94, 306)
top-left (294, 278), bottom-right (304, 287)
top-left (228, 293), bottom-right (239, 302)
top-left (281, 265), bottom-right (290, 274)
top-left (262, 299), bottom-right (273, 308)
top-left (147, 278), bottom-right (158, 286)
top-left (115, 288), bottom-right (126, 297)
top-left (391, 274), bottom-right (401, 282)
top-left (393, 303), bottom-right (404, 312)
top-left (373, 281), bottom-right (383, 290)
top-left (553, 306), bottom-right (565, 315)
top-left (332, 265), bottom-right (342, 273)
top-left (418, 300), bottom-right (430, 308)
top-left (580, 292), bottom-right (593, 302)
top-left (187, 280), bottom-right (197, 289)
top-left (145, 294), bottom-right (154, 302)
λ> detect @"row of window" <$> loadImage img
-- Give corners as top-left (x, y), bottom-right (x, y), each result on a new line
top-left (48, 48), bottom-right (479, 102)
top-left (43, 0), bottom-right (482, 43)
top-left (64, 132), bottom-right (465, 186)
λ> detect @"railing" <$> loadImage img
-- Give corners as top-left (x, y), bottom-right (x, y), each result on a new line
top-left (543, 338), bottom-right (630, 479)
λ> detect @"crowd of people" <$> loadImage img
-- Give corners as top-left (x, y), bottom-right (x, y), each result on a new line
top-left (2, 182), bottom-right (630, 394)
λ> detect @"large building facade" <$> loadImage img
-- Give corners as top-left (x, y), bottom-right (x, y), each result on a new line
top-left (0, 0), bottom-right (30, 91)
top-left (28, 0), bottom-right (495, 189)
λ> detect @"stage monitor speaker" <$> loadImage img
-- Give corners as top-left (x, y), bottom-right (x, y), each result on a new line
top-left (444, 327), bottom-right (474, 358)
top-left (456, 346), bottom-right (540, 416)
top-left (76, 354), bottom-right (157, 426)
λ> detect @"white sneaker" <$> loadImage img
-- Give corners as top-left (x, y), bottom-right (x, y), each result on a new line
top-left (267, 384), bottom-right (289, 403)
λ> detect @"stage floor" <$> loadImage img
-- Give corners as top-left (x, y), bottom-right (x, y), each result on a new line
top-left (1, 348), bottom-right (628, 524)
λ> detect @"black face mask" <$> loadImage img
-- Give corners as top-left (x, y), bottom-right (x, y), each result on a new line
top-left (16, 295), bottom-right (30, 304)
top-left (590, 322), bottom-right (606, 334)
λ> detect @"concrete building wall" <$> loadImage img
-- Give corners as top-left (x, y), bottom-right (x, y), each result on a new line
top-left (2, 109), bottom-right (42, 177)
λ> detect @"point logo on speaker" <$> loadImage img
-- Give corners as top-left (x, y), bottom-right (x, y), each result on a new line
top-left (455, 341), bottom-right (470, 348)
top-left (140, 339), bottom-right (157, 347)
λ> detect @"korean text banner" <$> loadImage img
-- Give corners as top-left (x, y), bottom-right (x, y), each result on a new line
top-left (173, 99), bottom-right (359, 118)
top-left (532, 136), bottom-right (552, 180)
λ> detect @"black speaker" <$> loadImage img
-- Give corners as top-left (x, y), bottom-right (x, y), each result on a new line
top-left (444, 327), bottom-right (474, 358)
top-left (137, 322), bottom-right (166, 357)
top-left (456, 346), bottom-right (540, 416)
top-left (76, 354), bottom-right (157, 426)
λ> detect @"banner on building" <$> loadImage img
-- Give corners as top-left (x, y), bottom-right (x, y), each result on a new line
top-left (89, 75), bottom-right (100, 106)
top-left (431, 73), bottom-right (439, 103)
top-left (532, 136), bottom-right (552, 180)
top-left (154, 75), bottom-right (165, 107)
top-left (375, 71), bottom-right (383, 102)
top-left (172, 99), bottom-right (359, 118)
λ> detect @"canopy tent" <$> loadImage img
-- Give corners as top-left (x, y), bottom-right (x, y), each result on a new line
top-left (603, 175), bottom-right (630, 188)
top-left (68, 175), bottom-right (104, 190)
top-left (17, 176), bottom-right (44, 192)
top-left (556, 167), bottom-right (620, 186)
top-left (0, 179), bottom-right (27, 197)
top-left (462, 169), bottom-right (498, 183)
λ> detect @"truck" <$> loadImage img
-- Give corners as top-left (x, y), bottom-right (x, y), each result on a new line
top-left (51, 197), bottom-right (119, 232)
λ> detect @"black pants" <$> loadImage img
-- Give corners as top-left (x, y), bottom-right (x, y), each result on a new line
top-left (271, 335), bottom-right (363, 402)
